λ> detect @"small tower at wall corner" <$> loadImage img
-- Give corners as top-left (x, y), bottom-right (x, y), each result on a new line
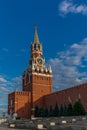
top-left (22, 25), bottom-right (52, 104)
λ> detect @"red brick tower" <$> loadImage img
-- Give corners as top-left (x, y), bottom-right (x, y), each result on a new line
top-left (22, 25), bottom-right (52, 107)
top-left (8, 26), bottom-right (87, 118)
top-left (8, 26), bottom-right (52, 118)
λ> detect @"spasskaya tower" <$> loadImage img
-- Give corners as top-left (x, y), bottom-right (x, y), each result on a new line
top-left (8, 25), bottom-right (87, 119)
top-left (22, 25), bottom-right (52, 105)
top-left (8, 25), bottom-right (52, 118)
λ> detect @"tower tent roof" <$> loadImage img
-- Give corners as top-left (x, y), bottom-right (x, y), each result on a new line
top-left (33, 25), bottom-right (40, 44)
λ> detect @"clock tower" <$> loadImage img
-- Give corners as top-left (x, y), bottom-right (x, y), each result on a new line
top-left (8, 26), bottom-right (53, 118)
top-left (22, 25), bottom-right (52, 107)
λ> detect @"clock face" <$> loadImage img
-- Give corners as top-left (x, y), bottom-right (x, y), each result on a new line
top-left (37, 58), bottom-right (43, 65)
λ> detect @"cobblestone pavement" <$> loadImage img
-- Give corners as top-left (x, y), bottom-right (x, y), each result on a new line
top-left (0, 127), bottom-right (29, 130)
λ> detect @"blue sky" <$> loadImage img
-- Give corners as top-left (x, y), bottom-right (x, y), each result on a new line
top-left (1, 0), bottom-right (87, 115)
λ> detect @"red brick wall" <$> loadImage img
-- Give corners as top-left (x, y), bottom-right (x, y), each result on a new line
top-left (22, 74), bottom-right (32, 91)
top-left (43, 83), bottom-right (87, 111)
top-left (8, 91), bottom-right (31, 118)
top-left (8, 83), bottom-right (87, 118)
top-left (31, 74), bottom-right (52, 104)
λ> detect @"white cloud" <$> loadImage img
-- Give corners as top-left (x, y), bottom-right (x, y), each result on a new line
top-left (48, 38), bottom-right (87, 91)
top-left (16, 49), bottom-right (26, 57)
top-left (0, 76), bottom-right (7, 83)
top-left (0, 87), bottom-right (9, 93)
top-left (0, 75), bottom-right (22, 114)
top-left (58, 0), bottom-right (87, 16)
top-left (2, 48), bottom-right (8, 52)
top-left (20, 49), bottom-right (26, 52)
top-left (0, 75), bottom-right (21, 93)
top-left (11, 76), bottom-right (22, 91)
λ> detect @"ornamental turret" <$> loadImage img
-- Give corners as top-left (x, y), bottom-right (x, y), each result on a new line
top-left (28, 25), bottom-right (52, 74)
top-left (22, 26), bottom-right (52, 102)
top-left (30, 25), bottom-right (42, 58)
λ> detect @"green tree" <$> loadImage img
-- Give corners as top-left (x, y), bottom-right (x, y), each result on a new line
top-left (67, 102), bottom-right (73, 116)
top-left (35, 107), bottom-right (49, 117)
top-left (53, 103), bottom-right (59, 117)
top-left (34, 106), bottom-right (39, 117)
top-left (41, 108), bottom-right (45, 117)
top-left (63, 104), bottom-right (67, 116)
top-left (44, 107), bottom-right (49, 117)
top-left (49, 105), bottom-right (54, 117)
top-left (59, 104), bottom-right (64, 116)
top-left (40, 108), bottom-right (44, 117)
top-left (73, 99), bottom-right (86, 116)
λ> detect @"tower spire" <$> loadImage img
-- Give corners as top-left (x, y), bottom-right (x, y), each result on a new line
top-left (33, 24), bottom-right (39, 44)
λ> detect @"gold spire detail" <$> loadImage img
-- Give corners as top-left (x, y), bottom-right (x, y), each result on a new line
top-left (33, 24), bottom-right (39, 44)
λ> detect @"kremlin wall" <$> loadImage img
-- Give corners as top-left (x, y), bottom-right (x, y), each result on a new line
top-left (43, 83), bottom-right (87, 111)
top-left (8, 26), bottom-right (87, 118)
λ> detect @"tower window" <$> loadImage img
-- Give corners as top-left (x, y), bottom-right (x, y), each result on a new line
top-left (38, 45), bottom-right (40, 49)
top-left (34, 44), bottom-right (36, 49)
